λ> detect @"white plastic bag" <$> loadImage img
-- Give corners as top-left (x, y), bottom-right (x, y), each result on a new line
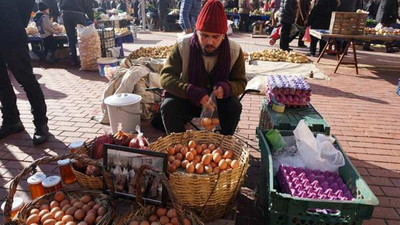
top-left (293, 120), bottom-right (345, 172)
top-left (77, 24), bottom-right (101, 71)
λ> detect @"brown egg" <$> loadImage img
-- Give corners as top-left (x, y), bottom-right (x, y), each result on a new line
top-left (167, 147), bottom-right (175, 156)
top-left (86, 209), bottom-right (97, 215)
top-left (172, 159), bottom-right (181, 168)
top-left (218, 159), bottom-right (228, 170)
top-left (55, 210), bottom-right (65, 221)
top-left (70, 198), bottom-right (78, 205)
top-left (159, 215), bottom-right (169, 225)
top-left (140, 221), bottom-right (150, 225)
top-left (92, 203), bottom-right (102, 211)
top-left (73, 201), bottom-right (84, 209)
top-left (224, 150), bottom-right (234, 159)
top-left (50, 207), bottom-right (61, 217)
top-left (62, 215), bottom-right (74, 223)
top-left (39, 209), bottom-right (50, 218)
top-left (61, 204), bottom-right (72, 212)
top-left (84, 213), bottom-right (96, 225)
top-left (202, 149), bottom-right (211, 155)
top-left (175, 153), bottom-right (183, 160)
top-left (161, 150), bottom-right (169, 155)
top-left (195, 145), bottom-right (203, 154)
top-left (210, 162), bottom-right (217, 168)
top-left (74, 209), bottom-right (85, 221)
top-left (231, 160), bottom-right (239, 169)
top-left (150, 222), bottom-right (160, 225)
top-left (129, 221), bottom-right (139, 225)
top-left (170, 217), bottom-right (179, 225)
top-left (225, 159), bottom-right (232, 165)
top-left (43, 219), bottom-right (57, 225)
top-left (168, 155), bottom-right (175, 163)
top-left (30, 208), bottom-right (40, 215)
top-left (201, 118), bottom-right (211, 126)
top-left (189, 148), bottom-right (197, 157)
top-left (95, 216), bottom-right (102, 224)
top-left (65, 222), bottom-right (76, 225)
top-left (26, 214), bottom-right (40, 225)
top-left (87, 201), bottom-right (96, 208)
top-left (168, 165), bottom-right (177, 173)
top-left (66, 206), bottom-right (78, 215)
top-left (82, 204), bottom-right (91, 212)
top-left (41, 212), bottom-right (54, 223)
top-left (77, 222), bottom-right (88, 225)
top-left (55, 221), bottom-right (66, 225)
top-left (54, 191), bottom-right (65, 202)
top-left (166, 209), bottom-right (177, 218)
top-left (213, 167), bottom-right (221, 174)
top-left (185, 152), bottom-right (194, 161)
top-left (184, 218), bottom-right (192, 225)
top-left (188, 140), bottom-right (197, 149)
top-left (212, 153), bottom-right (221, 163)
top-left (59, 200), bottom-right (70, 208)
top-left (201, 154), bottom-right (212, 165)
top-left (208, 144), bottom-right (216, 151)
top-left (80, 195), bottom-right (92, 204)
top-left (186, 163), bottom-right (195, 173)
top-left (40, 204), bottom-right (50, 211)
top-left (201, 144), bottom-right (208, 150)
top-left (156, 207), bottom-right (167, 217)
top-left (192, 155), bottom-right (201, 164)
top-left (195, 163), bottom-right (204, 174)
top-left (181, 160), bottom-right (189, 168)
top-left (50, 201), bottom-right (59, 210)
top-left (180, 147), bottom-right (189, 155)
top-left (97, 206), bottom-right (106, 216)
top-left (211, 118), bottom-right (220, 125)
top-left (204, 165), bottom-right (213, 174)
top-left (175, 144), bottom-right (183, 151)
top-left (148, 214), bottom-right (158, 222)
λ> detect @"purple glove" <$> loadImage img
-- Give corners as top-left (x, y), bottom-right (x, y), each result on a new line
top-left (187, 84), bottom-right (207, 106)
top-left (214, 82), bottom-right (231, 99)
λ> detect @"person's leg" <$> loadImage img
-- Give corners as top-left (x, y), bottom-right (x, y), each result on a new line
top-left (43, 36), bottom-right (59, 63)
top-left (216, 97), bottom-right (242, 135)
top-left (280, 22), bottom-right (291, 51)
top-left (5, 46), bottom-right (49, 144)
top-left (63, 13), bottom-right (87, 65)
top-left (160, 95), bottom-right (201, 134)
top-left (298, 31), bottom-right (305, 47)
top-left (309, 36), bottom-right (317, 56)
top-left (319, 39), bottom-right (327, 56)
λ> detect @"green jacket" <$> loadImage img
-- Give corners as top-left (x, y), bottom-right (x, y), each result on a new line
top-left (160, 34), bottom-right (247, 99)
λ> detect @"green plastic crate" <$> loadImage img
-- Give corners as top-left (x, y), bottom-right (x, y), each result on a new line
top-left (257, 128), bottom-right (379, 225)
top-left (260, 98), bottom-right (331, 134)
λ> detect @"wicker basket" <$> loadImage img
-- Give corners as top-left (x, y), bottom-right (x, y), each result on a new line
top-left (149, 130), bottom-right (250, 222)
top-left (329, 12), bottom-right (368, 35)
top-left (3, 154), bottom-right (114, 225)
top-left (113, 165), bottom-right (204, 225)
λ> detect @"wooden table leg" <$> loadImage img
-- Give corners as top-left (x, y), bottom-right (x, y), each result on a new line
top-left (334, 40), bottom-right (351, 74)
top-left (317, 37), bottom-right (332, 63)
top-left (332, 38), bottom-right (339, 60)
top-left (351, 40), bottom-right (359, 74)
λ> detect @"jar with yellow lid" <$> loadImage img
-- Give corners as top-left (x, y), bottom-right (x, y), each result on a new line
top-left (57, 159), bottom-right (76, 184)
top-left (27, 173), bottom-right (46, 200)
top-left (1, 197), bottom-right (24, 218)
top-left (42, 176), bottom-right (62, 193)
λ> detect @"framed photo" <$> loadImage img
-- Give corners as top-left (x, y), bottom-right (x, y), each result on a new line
top-left (103, 144), bottom-right (168, 205)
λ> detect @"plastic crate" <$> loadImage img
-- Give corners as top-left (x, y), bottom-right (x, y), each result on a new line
top-left (257, 128), bottom-right (379, 225)
top-left (259, 98), bottom-right (331, 134)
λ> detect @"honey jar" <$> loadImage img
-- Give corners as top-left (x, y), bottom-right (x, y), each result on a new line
top-left (69, 140), bottom-right (85, 153)
top-left (27, 173), bottom-right (46, 199)
top-left (57, 159), bottom-right (76, 184)
top-left (1, 197), bottom-right (24, 218)
top-left (42, 176), bottom-right (62, 193)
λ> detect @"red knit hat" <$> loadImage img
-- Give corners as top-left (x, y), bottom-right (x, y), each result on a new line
top-left (195, 0), bottom-right (228, 34)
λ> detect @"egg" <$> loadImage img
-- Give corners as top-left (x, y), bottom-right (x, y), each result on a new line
top-left (87, 201), bottom-right (96, 208)
top-left (43, 219), bottom-right (57, 225)
top-left (150, 222), bottom-right (160, 225)
top-left (50, 207), bottom-right (61, 217)
top-left (140, 221), bottom-right (150, 225)
top-left (30, 208), bottom-right (40, 215)
top-left (77, 222), bottom-right (88, 225)
top-left (55, 221), bottom-right (66, 225)
top-left (172, 159), bottom-right (181, 168)
top-left (55, 210), bottom-right (65, 221)
top-left (82, 204), bottom-right (91, 212)
top-left (74, 209), bottom-right (85, 221)
top-left (204, 165), bottom-right (213, 174)
top-left (66, 206), bottom-right (78, 215)
top-left (225, 159), bottom-right (232, 165)
top-left (92, 203), bottom-right (102, 211)
top-left (186, 162), bottom-right (195, 173)
top-left (50, 201), bottom-right (59, 209)
top-left (213, 167), bottom-right (221, 174)
top-left (224, 150), bottom-right (233, 159)
top-left (180, 147), bottom-right (189, 155)
top-left (65, 222), bottom-right (76, 225)
top-left (168, 155), bottom-right (175, 163)
top-left (231, 160), bottom-right (239, 169)
top-left (61, 204), bottom-right (72, 212)
top-left (62, 215), bottom-right (74, 223)
top-left (84, 213), bottom-right (96, 225)
top-left (166, 208), bottom-right (177, 218)
top-left (212, 153), bottom-right (221, 163)
top-left (202, 149), bottom-right (211, 155)
top-left (195, 163), bottom-right (204, 174)
top-left (201, 118), bottom-right (211, 126)
top-left (26, 214), bottom-right (40, 225)
top-left (175, 153), bottom-right (183, 160)
top-left (188, 140), bottom-right (197, 148)
top-left (174, 144), bottom-right (183, 151)
top-left (54, 191), bottom-right (65, 202)
top-left (60, 200), bottom-right (70, 208)
top-left (73, 201), bottom-right (84, 209)
top-left (129, 221), bottom-right (139, 225)
top-left (40, 204), bottom-right (50, 211)
top-left (39, 209), bottom-right (50, 218)
top-left (148, 214), bottom-right (158, 222)
top-left (168, 165), bottom-right (177, 173)
top-left (185, 152), bottom-right (194, 161)
top-left (97, 206), bottom-right (106, 216)
top-left (201, 154), bottom-right (212, 165)
top-left (156, 208), bottom-right (167, 217)
top-left (86, 209), bottom-right (97, 215)
top-left (95, 216), bottom-right (102, 224)
top-left (218, 159), bottom-right (228, 170)
top-left (181, 160), bottom-right (189, 168)
top-left (70, 198), bottom-right (78, 205)
top-left (189, 148), bottom-right (197, 157)
top-left (80, 195), bottom-right (92, 204)
top-left (210, 162), bottom-right (217, 168)
top-left (159, 215), bottom-right (170, 225)
top-left (192, 155), bottom-right (201, 164)
top-left (41, 212), bottom-right (54, 223)
top-left (211, 118), bottom-right (219, 125)
top-left (170, 217), bottom-right (179, 225)
top-left (208, 144), bottom-right (216, 150)
top-left (195, 145), bottom-right (203, 154)
top-left (184, 218), bottom-right (192, 225)
top-left (215, 147), bottom-right (223, 155)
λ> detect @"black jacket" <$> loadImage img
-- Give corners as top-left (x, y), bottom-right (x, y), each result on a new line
top-left (308, 0), bottom-right (338, 29)
top-left (279, 0), bottom-right (298, 24)
top-left (376, 0), bottom-right (398, 24)
top-left (296, 0), bottom-right (311, 26)
top-left (59, 0), bottom-right (95, 20)
top-left (0, 0), bottom-right (34, 48)
top-left (43, 0), bottom-right (61, 18)
top-left (337, 0), bottom-right (363, 12)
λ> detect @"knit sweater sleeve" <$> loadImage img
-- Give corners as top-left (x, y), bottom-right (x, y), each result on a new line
top-left (160, 43), bottom-right (190, 99)
top-left (228, 48), bottom-right (247, 97)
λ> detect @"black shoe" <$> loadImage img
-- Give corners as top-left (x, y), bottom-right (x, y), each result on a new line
top-left (362, 46), bottom-right (374, 51)
top-left (298, 44), bottom-right (307, 48)
top-left (0, 121), bottom-right (25, 139)
top-left (307, 53), bottom-right (315, 57)
top-left (33, 125), bottom-right (49, 145)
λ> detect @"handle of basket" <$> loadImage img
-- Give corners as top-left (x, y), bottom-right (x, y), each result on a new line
top-left (4, 154), bottom-right (106, 224)
top-left (135, 164), bottom-right (185, 225)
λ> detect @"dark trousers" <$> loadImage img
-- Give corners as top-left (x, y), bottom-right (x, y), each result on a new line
top-left (0, 46), bottom-right (48, 127)
top-left (62, 12), bottom-right (87, 61)
top-left (43, 35), bottom-right (58, 53)
top-left (280, 22), bottom-right (291, 51)
top-left (160, 95), bottom-right (242, 135)
top-left (239, 13), bottom-right (250, 32)
top-left (158, 12), bottom-right (167, 31)
top-left (310, 36), bottom-right (326, 56)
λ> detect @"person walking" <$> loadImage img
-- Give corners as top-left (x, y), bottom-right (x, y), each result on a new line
top-left (59, 0), bottom-right (95, 66)
top-left (179, 0), bottom-right (202, 33)
top-left (0, 0), bottom-right (50, 145)
top-left (279, 0), bottom-right (297, 51)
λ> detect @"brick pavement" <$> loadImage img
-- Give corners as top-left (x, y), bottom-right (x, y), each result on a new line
top-left (0, 31), bottom-right (399, 224)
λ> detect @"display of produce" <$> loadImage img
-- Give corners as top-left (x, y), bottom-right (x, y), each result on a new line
top-left (115, 28), bottom-right (130, 36)
top-left (26, 22), bottom-right (39, 36)
top-left (128, 46), bottom-right (173, 59)
top-left (277, 165), bottom-right (354, 201)
top-left (122, 207), bottom-right (192, 225)
top-left (364, 27), bottom-right (400, 36)
top-left (267, 75), bottom-right (311, 107)
top-left (77, 24), bottom-right (101, 71)
top-left (250, 49), bottom-right (309, 63)
top-left (199, 117), bottom-right (219, 131)
top-left (52, 22), bottom-right (65, 34)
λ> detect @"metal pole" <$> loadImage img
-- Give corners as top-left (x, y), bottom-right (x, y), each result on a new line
top-left (141, 0), bottom-right (146, 29)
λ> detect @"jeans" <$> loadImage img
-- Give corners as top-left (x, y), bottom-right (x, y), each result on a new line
top-left (62, 12), bottom-right (87, 61)
top-left (0, 46), bottom-right (48, 127)
top-left (161, 94), bottom-right (242, 135)
top-left (280, 22), bottom-right (292, 51)
top-left (239, 13), bottom-right (250, 32)
top-left (158, 12), bottom-right (167, 31)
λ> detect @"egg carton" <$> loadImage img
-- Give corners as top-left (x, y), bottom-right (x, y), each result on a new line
top-left (266, 75), bottom-right (312, 107)
top-left (277, 165), bottom-right (354, 201)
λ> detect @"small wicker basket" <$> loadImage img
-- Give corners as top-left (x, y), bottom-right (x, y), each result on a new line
top-left (149, 130), bottom-right (250, 222)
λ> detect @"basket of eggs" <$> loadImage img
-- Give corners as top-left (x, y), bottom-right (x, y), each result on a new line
top-left (149, 130), bottom-right (250, 222)
top-left (4, 154), bottom-right (114, 225)
top-left (112, 164), bottom-right (204, 225)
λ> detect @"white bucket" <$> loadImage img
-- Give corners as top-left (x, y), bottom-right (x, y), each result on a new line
top-left (97, 57), bottom-right (118, 77)
top-left (104, 93), bottom-right (142, 133)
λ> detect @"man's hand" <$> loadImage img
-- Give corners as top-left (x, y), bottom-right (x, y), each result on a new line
top-left (213, 86), bottom-right (224, 99)
top-left (185, 28), bottom-right (193, 34)
top-left (200, 95), bottom-right (215, 111)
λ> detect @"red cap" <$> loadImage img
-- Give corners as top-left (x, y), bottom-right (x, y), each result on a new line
top-left (195, 0), bottom-right (228, 34)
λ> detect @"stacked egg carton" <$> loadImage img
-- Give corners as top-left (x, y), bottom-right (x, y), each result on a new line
top-left (267, 75), bottom-right (311, 107)
top-left (277, 165), bottom-right (354, 201)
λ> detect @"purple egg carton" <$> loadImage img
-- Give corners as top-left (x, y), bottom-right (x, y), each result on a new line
top-left (266, 75), bottom-right (312, 107)
top-left (267, 75), bottom-right (312, 91)
top-left (277, 165), bottom-right (354, 201)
